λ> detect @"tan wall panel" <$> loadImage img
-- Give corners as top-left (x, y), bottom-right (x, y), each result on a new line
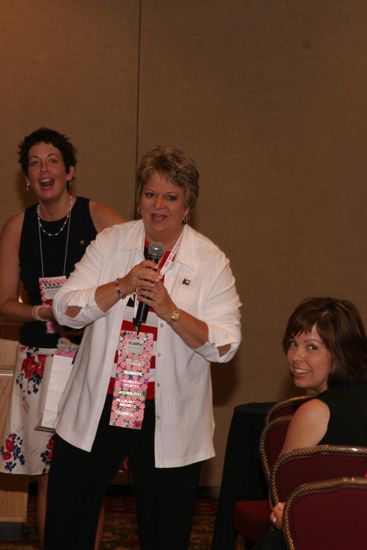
top-left (139, 0), bottom-right (367, 485)
top-left (0, 0), bottom-right (140, 223)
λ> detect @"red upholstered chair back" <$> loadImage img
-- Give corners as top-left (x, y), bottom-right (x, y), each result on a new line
top-left (264, 395), bottom-right (311, 425)
top-left (259, 415), bottom-right (292, 482)
top-left (283, 477), bottom-right (367, 550)
top-left (233, 415), bottom-right (293, 548)
top-left (270, 444), bottom-right (367, 505)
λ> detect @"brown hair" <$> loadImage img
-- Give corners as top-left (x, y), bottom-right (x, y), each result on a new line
top-left (282, 297), bottom-right (367, 386)
top-left (19, 127), bottom-right (77, 178)
top-left (136, 146), bottom-right (199, 210)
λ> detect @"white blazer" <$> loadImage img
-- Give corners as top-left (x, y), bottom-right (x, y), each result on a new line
top-left (53, 220), bottom-right (242, 467)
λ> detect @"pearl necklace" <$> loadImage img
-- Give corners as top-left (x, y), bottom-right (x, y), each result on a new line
top-left (37, 196), bottom-right (73, 237)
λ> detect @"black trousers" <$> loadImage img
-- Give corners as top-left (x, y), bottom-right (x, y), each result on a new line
top-left (44, 395), bottom-right (202, 550)
top-left (253, 529), bottom-right (286, 550)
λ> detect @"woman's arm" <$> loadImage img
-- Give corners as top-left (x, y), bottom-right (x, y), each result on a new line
top-left (60, 202), bottom-right (124, 319)
top-left (54, 227), bottom-right (241, 356)
top-left (63, 263), bottom-right (212, 351)
top-left (280, 398), bottom-right (330, 455)
top-left (0, 213), bottom-right (53, 323)
top-left (165, 308), bottom-right (210, 350)
top-left (89, 200), bottom-right (125, 232)
top-left (134, 276), bottom-right (210, 350)
top-left (190, 255), bottom-right (241, 360)
top-left (133, 253), bottom-right (241, 357)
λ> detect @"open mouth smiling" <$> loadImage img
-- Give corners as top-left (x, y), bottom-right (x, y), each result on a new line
top-left (39, 178), bottom-right (54, 187)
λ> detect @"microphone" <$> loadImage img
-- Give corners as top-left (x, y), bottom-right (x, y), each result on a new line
top-left (133, 242), bottom-right (164, 333)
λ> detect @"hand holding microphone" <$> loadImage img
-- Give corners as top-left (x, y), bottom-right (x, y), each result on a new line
top-left (133, 242), bottom-right (164, 332)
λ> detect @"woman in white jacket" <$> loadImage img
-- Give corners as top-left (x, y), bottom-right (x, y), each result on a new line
top-left (45, 146), bottom-right (242, 550)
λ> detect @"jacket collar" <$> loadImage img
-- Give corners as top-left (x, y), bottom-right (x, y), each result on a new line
top-left (118, 220), bottom-right (197, 270)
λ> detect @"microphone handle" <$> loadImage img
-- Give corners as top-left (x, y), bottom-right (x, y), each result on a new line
top-left (135, 300), bottom-right (149, 328)
top-left (133, 255), bottom-right (161, 332)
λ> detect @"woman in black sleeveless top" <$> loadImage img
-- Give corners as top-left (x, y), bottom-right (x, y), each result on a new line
top-left (0, 127), bottom-right (123, 546)
top-left (254, 297), bottom-right (367, 549)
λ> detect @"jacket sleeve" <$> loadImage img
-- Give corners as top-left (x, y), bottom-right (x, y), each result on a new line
top-left (53, 230), bottom-right (112, 329)
top-left (195, 253), bottom-right (242, 364)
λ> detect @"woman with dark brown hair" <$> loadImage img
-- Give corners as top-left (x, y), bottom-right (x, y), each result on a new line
top-left (0, 127), bottom-right (124, 546)
top-left (255, 296), bottom-right (367, 549)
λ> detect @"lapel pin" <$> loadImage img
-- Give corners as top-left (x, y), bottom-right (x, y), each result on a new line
top-left (182, 279), bottom-right (191, 286)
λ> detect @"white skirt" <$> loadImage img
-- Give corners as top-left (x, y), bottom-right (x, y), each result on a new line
top-left (0, 345), bottom-right (56, 476)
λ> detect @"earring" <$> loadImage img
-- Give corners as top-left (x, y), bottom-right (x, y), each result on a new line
top-left (183, 215), bottom-right (189, 224)
top-left (26, 182), bottom-right (30, 192)
top-left (137, 206), bottom-right (141, 215)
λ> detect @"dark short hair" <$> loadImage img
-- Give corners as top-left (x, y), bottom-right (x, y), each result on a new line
top-left (18, 127), bottom-right (77, 176)
top-left (136, 146), bottom-right (199, 210)
top-left (282, 297), bottom-right (367, 386)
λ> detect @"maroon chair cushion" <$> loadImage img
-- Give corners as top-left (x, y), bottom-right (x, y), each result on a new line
top-left (233, 500), bottom-right (271, 543)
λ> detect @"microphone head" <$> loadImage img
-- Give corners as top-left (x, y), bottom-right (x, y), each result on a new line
top-left (148, 242), bottom-right (164, 261)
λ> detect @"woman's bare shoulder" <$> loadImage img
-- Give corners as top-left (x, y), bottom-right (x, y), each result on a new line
top-left (89, 200), bottom-right (125, 232)
top-left (0, 211), bottom-right (25, 239)
top-left (281, 397), bottom-right (330, 453)
top-left (293, 397), bottom-right (330, 422)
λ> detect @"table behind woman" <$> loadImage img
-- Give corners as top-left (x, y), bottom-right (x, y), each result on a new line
top-left (0, 127), bottom-right (123, 546)
top-left (45, 145), bottom-right (242, 550)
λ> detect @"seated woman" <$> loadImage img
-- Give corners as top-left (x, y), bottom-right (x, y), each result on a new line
top-left (255, 296), bottom-right (367, 549)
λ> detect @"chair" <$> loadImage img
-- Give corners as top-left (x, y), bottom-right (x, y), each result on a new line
top-left (260, 415), bottom-right (293, 481)
top-left (234, 439), bottom-right (367, 549)
top-left (233, 415), bottom-right (292, 549)
top-left (283, 477), bottom-right (367, 549)
top-left (270, 444), bottom-right (367, 505)
top-left (264, 395), bottom-right (311, 425)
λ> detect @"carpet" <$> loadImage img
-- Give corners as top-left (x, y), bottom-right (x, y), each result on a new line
top-left (0, 491), bottom-right (218, 549)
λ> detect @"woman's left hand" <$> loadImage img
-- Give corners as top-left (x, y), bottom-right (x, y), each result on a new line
top-left (136, 267), bottom-right (210, 351)
top-left (270, 502), bottom-right (285, 529)
top-left (135, 277), bottom-right (174, 323)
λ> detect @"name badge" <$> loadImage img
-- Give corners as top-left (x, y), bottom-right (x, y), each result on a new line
top-left (109, 330), bottom-right (153, 430)
top-left (39, 276), bottom-right (66, 334)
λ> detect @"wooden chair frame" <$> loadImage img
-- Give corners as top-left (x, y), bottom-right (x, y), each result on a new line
top-left (260, 415), bottom-right (293, 481)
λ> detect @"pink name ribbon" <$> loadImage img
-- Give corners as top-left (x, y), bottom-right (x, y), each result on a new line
top-left (109, 330), bottom-right (154, 430)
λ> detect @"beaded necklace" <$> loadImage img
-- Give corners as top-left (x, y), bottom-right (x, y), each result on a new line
top-left (37, 196), bottom-right (73, 277)
top-left (37, 195), bottom-right (73, 237)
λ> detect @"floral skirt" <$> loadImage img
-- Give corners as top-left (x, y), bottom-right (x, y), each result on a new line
top-left (0, 345), bottom-right (56, 476)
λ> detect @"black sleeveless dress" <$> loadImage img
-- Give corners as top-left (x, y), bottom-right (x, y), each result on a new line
top-left (20, 196), bottom-right (97, 348)
top-left (0, 197), bottom-right (97, 475)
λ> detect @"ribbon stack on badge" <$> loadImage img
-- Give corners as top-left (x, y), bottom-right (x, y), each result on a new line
top-left (110, 330), bottom-right (154, 430)
top-left (39, 276), bottom-right (66, 334)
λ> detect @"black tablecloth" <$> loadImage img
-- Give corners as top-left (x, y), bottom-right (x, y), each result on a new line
top-left (211, 402), bottom-right (273, 550)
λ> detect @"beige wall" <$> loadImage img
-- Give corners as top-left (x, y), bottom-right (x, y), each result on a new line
top-left (0, 0), bottom-right (139, 219)
top-left (1, 0), bottom-right (367, 486)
